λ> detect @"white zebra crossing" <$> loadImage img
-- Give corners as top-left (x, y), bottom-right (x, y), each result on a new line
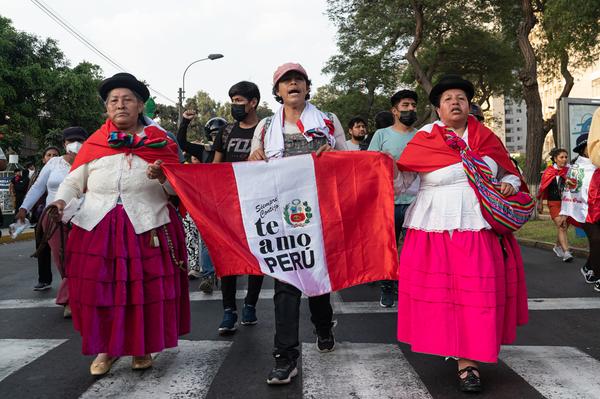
top-left (0, 339), bottom-right (67, 382)
top-left (79, 340), bottom-right (232, 399)
top-left (500, 346), bottom-right (600, 399)
top-left (302, 342), bottom-right (432, 399)
top-left (1, 338), bottom-right (600, 398)
top-left (2, 292), bottom-right (600, 310)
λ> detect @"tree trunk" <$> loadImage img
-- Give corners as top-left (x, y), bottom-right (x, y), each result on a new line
top-left (517, 0), bottom-right (545, 188)
top-left (405, 0), bottom-right (433, 94)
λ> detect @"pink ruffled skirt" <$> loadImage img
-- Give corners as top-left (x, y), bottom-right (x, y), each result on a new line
top-left (66, 205), bottom-right (190, 356)
top-left (397, 229), bottom-right (528, 363)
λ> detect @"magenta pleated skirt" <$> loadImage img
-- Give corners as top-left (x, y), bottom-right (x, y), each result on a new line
top-left (66, 205), bottom-right (190, 356)
top-left (397, 229), bottom-right (528, 363)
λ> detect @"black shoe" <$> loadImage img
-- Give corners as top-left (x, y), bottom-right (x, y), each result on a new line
top-left (380, 289), bottom-right (395, 308)
top-left (198, 275), bottom-right (215, 293)
top-left (458, 366), bottom-right (482, 393)
top-left (581, 265), bottom-right (599, 284)
top-left (33, 282), bottom-right (51, 291)
top-left (316, 326), bottom-right (336, 352)
top-left (266, 356), bottom-right (297, 385)
top-left (594, 281), bottom-right (600, 293)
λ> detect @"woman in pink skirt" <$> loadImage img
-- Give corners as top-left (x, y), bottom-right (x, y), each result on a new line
top-left (396, 75), bottom-right (528, 392)
top-left (52, 72), bottom-right (190, 376)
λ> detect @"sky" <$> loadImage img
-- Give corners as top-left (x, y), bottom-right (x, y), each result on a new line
top-left (1, 0), bottom-right (339, 111)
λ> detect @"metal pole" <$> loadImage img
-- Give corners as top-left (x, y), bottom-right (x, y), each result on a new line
top-left (177, 87), bottom-right (184, 128)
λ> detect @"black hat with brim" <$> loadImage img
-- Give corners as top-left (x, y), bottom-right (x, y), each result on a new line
top-left (573, 133), bottom-right (588, 155)
top-left (429, 74), bottom-right (475, 107)
top-left (62, 126), bottom-right (88, 142)
top-left (99, 72), bottom-right (150, 102)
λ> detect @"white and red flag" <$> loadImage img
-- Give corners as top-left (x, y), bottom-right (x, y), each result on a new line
top-left (163, 152), bottom-right (398, 296)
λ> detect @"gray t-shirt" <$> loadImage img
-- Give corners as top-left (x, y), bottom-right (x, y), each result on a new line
top-left (345, 140), bottom-right (361, 151)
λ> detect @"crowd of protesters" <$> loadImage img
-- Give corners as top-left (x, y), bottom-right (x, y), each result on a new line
top-left (3, 61), bottom-right (599, 395)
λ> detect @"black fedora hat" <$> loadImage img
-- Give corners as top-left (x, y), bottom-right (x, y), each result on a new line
top-left (429, 74), bottom-right (475, 107)
top-left (573, 133), bottom-right (588, 155)
top-left (62, 126), bottom-right (88, 142)
top-left (99, 72), bottom-right (150, 102)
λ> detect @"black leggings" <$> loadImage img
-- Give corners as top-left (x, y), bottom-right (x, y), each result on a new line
top-left (582, 222), bottom-right (600, 277)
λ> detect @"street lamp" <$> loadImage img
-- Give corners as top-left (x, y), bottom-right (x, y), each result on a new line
top-left (178, 53), bottom-right (224, 125)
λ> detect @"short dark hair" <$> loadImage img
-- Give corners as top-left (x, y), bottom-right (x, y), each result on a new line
top-left (228, 81), bottom-right (260, 108)
top-left (43, 146), bottom-right (61, 156)
top-left (550, 148), bottom-right (568, 163)
top-left (272, 72), bottom-right (312, 104)
top-left (374, 111), bottom-right (394, 129)
top-left (348, 117), bottom-right (367, 129)
top-left (390, 90), bottom-right (418, 107)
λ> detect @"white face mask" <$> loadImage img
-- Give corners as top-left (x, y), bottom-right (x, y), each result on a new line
top-left (65, 141), bottom-right (83, 154)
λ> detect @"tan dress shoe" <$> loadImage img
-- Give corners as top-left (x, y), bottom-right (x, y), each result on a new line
top-left (132, 355), bottom-right (153, 370)
top-left (90, 356), bottom-right (117, 376)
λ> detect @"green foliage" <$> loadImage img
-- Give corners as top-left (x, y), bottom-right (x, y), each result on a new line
top-left (0, 16), bottom-right (104, 153)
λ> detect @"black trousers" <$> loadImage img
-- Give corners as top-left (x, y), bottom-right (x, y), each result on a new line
top-left (582, 222), bottom-right (600, 277)
top-left (273, 279), bottom-right (333, 360)
top-left (220, 274), bottom-right (264, 310)
top-left (35, 230), bottom-right (52, 284)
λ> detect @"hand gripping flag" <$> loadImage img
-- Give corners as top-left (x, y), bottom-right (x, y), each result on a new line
top-left (163, 152), bottom-right (398, 296)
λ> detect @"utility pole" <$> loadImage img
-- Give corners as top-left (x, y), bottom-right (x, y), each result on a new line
top-left (177, 87), bottom-right (184, 128)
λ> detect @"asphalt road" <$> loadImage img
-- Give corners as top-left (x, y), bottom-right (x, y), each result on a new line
top-left (0, 240), bottom-right (599, 399)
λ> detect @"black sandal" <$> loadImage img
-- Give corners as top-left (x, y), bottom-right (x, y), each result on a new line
top-left (458, 366), bottom-right (482, 393)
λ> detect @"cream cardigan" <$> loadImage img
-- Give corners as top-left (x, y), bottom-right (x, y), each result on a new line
top-left (55, 153), bottom-right (175, 234)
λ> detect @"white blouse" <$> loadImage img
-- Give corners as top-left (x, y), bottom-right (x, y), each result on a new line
top-left (55, 153), bottom-right (175, 234)
top-left (398, 123), bottom-right (521, 232)
top-left (21, 156), bottom-right (71, 211)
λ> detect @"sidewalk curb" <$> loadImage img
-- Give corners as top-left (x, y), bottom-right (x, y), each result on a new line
top-left (516, 237), bottom-right (589, 258)
top-left (0, 231), bottom-right (35, 245)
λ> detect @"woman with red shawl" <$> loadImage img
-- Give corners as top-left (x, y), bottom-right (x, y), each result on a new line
top-left (52, 73), bottom-right (190, 376)
top-left (396, 75), bottom-right (528, 393)
top-left (538, 148), bottom-right (572, 261)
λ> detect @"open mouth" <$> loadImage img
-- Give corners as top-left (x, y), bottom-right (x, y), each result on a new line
top-left (288, 89), bottom-right (300, 95)
top-left (450, 107), bottom-right (462, 113)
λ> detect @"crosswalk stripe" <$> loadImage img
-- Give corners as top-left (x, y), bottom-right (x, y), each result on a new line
top-left (0, 338), bottom-right (67, 382)
top-left (2, 294), bottom-right (600, 311)
top-left (302, 342), bottom-right (432, 399)
top-left (332, 297), bottom-right (600, 314)
top-left (79, 340), bottom-right (232, 399)
top-left (500, 345), bottom-right (600, 399)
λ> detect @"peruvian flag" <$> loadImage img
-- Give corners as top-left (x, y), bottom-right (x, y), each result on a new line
top-left (162, 152), bottom-right (398, 296)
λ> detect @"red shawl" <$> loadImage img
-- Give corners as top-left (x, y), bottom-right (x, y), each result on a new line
top-left (537, 164), bottom-right (568, 200)
top-left (71, 118), bottom-right (179, 171)
top-left (397, 115), bottom-right (528, 191)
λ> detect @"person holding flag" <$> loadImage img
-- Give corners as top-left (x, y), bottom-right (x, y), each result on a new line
top-left (248, 62), bottom-right (348, 385)
top-left (51, 73), bottom-right (190, 376)
top-left (396, 75), bottom-right (529, 393)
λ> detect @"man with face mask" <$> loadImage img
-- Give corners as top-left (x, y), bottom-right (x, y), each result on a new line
top-left (368, 89), bottom-right (419, 308)
top-left (212, 81), bottom-right (265, 334)
top-left (345, 117), bottom-right (367, 150)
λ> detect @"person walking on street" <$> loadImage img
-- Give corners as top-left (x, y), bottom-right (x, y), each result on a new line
top-left (368, 89), bottom-right (420, 308)
top-left (212, 81), bottom-right (265, 334)
top-left (538, 148), bottom-right (573, 261)
top-left (249, 62), bottom-right (347, 385)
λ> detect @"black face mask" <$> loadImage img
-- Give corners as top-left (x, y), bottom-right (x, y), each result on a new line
top-left (231, 104), bottom-right (249, 122)
top-left (399, 110), bottom-right (417, 127)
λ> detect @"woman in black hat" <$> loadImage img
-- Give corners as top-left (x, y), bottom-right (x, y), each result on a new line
top-left (395, 75), bottom-right (529, 392)
top-left (17, 128), bottom-right (88, 313)
top-left (51, 72), bottom-right (190, 376)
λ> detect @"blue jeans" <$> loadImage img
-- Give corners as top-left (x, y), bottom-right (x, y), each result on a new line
top-left (199, 236), bottom-right (215, 277)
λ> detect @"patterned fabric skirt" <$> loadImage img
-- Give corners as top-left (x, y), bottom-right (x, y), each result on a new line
top-left (397, 229), bottom-right (528, 363)
top-left (182, 212), bottom-right (200, 273)
top-left (66, 205), bottom-right (190, 356)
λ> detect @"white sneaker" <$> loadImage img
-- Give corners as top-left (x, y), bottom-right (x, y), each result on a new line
top-left (562, 251), bottom-right (574, 262)
top-left (552, 246), bottom-right (564, 258)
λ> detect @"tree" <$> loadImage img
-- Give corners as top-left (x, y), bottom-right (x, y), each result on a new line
top-left (0, 16), bottom-right (104, 154)
top-left (494, 0), bottom-right (600, 186)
